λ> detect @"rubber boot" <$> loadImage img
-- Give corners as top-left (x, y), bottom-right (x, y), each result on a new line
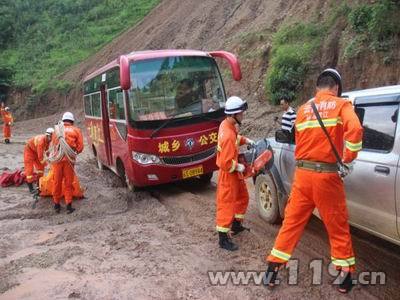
top-left (66, 203), bottom-right (75, 214)
top-left (27, 182), bottom-right (35, 194)
top-left (264, 262), bottom-right (283, 288)
top-left (231, 220), bottom-right (249, 236)
top-left (338, 269), bottom-right (354, 293)
top-left (218, 232), bottom-right (238, 251)
top-left (54, 203), bottom-right (61, 214)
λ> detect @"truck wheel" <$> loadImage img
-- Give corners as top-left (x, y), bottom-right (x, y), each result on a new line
top-left (255, 173), bottom-right (281, 224)
top-left (199, 172), bottom-right (213, 184)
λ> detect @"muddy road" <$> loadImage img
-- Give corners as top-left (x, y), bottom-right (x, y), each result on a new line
top-left (0, 123), bottom-right (399, 299)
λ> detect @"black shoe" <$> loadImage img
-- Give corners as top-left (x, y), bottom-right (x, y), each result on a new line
top-left (263, 262), bottom-right (283, 288)
top-left (54, 203), bottom-right (61, 213)
top-left (27, 182), bottom-right (35, 194)
top-left (66, 203), bottom-right (75, 214)
top-left (231, 220), bottom-right (249, 236)
top-left (218, 232), bottom-right (238, 251)
top-left (338, 270), bottom-right (354, 293)
top-left (4, 139), bottom-right (10, 144)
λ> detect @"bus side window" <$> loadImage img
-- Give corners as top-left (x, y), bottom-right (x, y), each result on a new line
top-left (108, 88), bottom-right (125, 120)
top-left (84, 95), bottom-right (92, 116)
top-left (92, 93), bottom-right (101, 117)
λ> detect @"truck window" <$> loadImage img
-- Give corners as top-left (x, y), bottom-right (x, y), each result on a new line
top-left (355, 103), bottom-right (398, 152)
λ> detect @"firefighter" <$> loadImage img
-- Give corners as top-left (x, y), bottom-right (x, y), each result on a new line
top-left (216, 96), bottom-right (255, 251)
top-left (50, 112), bottom-right (84, 214)
top-left (1, 102), bottom-right (13, 144)
top-left (264, 69), bottom-right (363, 293)
top-left (24, 127), bottom-right (55, 193)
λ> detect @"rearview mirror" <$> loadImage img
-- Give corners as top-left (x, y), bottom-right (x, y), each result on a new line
top-left (119, 55), bottom-right (131, 90)
top-left (208, 51), bottom-right (242, 81)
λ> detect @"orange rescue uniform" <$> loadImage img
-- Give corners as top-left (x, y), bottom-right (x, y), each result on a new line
top-left (267, 90), bottom-right (363, 271)
top-left (52, 122), bottom-right (84, 205)
top-left (1, 108), bottom-right (13, 140)
top-left (24, 135), bottom-right (50, 183)
top-left (216, 119), bottom-right (249, 232)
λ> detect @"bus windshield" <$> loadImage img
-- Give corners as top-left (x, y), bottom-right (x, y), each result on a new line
top-left (128, 56), bottom-right (225, 121)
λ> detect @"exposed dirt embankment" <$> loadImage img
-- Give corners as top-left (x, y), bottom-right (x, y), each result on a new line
top-left (8, 0), bottom-right (400, 136)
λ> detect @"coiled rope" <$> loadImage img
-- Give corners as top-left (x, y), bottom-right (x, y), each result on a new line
top-left (46, 121), bottom-right (77, 164)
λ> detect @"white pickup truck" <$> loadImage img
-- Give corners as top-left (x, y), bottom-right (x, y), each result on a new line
top-left (255, 85), bottom-right (400, 246)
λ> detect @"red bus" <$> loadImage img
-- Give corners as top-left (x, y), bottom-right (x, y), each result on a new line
top-left (83, 49), bottom-right (241, 190)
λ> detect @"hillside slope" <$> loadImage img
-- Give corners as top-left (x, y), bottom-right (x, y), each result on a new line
top-left (9, 0), bottom-right (400, 137)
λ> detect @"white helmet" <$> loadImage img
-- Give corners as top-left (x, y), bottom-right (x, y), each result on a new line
top-left (62, 112), bottom-right (75, 122)
top-left (45, 127), bottom-right (54, 136)
top-left (4, 107), bottom-right (10, 111)
top-left (224, 96), bottom-right (248, 115)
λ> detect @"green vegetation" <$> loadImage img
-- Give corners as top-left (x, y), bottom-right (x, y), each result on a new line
top-left (265, 23), bottom-right (325, 105)
top-left (264, 0), bottom-right (400, 105)
top-left (345, 0), bottom-right (400, 58)
top-left (0, 0), bottom-right (160, 96)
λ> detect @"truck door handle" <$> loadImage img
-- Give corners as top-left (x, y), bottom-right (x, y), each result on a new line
top-left (374, 165), bottom-right (390, 174)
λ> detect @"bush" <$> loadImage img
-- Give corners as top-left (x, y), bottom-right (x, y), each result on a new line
top-left (265, 23), bottom-right (324, 105)
top-left (347, 1), bottom-right (400, 55)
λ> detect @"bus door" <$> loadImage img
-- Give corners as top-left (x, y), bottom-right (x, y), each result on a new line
top-left (100, 84), bottom-right (113, 166)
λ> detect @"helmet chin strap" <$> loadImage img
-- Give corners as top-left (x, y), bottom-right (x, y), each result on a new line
top-left (233, 114), bottom-right (241, 126)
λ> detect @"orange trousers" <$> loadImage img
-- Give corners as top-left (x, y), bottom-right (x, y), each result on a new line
top-left (23, 146), bottom-right (44, 183)
top-left (216, 171), bottom-right (249, 232)
top-left (3, 124), bottom-right (11, 139)
top-left (267, 168), bottom-right (355, 271)
top-left (53, 160), bottom-right (75, 205)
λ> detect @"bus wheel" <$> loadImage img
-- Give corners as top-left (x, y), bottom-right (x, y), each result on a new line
top-left (199, 172), bottom-right (213, 184)
top-left (93, 146), bottom-right (104, 170)
top-left (117, 159), bottom-right (135, 192)
top-left (96, 156), bottom-right (105, 170)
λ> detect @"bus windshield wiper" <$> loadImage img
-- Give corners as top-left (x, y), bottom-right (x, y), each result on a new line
top-left (150, 113), bottom-right (192, 138)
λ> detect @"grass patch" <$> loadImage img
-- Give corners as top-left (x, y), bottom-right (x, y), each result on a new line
top-left (0, 0), bottom-right (160, 96)
top-left (265, 23), bottom-right (325, 105)
top-left (345, 0), bottom-right (400, 58)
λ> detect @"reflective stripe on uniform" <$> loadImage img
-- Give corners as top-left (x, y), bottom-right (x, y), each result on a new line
top-left (26, 175), bottom-right (33, 179)
top-left (271, 248), bottom-right (291, 261)
top-left (345, 140), bottom-right (362, 152)
top-left (229, 159), bottom-right (237, 173)
top-left (216, 226), bottom-right (230, 233)
top-left (331, 256), bottom-right (356, 267)
top-left (37, 170), bottom-right (44, 173)
top-left (235, 214), bottom-right (244, 219)
top-left (296, 117), bottom-right (342, 132)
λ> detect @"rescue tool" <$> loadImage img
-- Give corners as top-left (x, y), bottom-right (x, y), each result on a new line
top-left (238, 139), bottom-right (274, 179)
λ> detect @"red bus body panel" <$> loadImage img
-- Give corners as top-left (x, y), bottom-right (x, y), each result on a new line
top-left (84, 49), bottom-right (241, 188)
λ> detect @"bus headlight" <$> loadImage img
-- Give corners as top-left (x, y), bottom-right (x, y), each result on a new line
top-left (132, 151), bottom-right (161, 165)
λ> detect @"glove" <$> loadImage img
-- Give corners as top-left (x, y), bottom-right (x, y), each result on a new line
top-left (246, 138), bottom-right (256, 146)
top-left (236, 163), bottom-right (245, 173)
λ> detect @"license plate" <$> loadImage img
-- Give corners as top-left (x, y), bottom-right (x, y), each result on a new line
top-left (182, 165), bottom-right (203, 179)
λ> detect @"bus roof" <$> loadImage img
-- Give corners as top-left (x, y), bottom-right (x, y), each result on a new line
top-left (342, 85), bottom-right (400, 103)
top-left (84, 49), bottom-right (211, 82)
